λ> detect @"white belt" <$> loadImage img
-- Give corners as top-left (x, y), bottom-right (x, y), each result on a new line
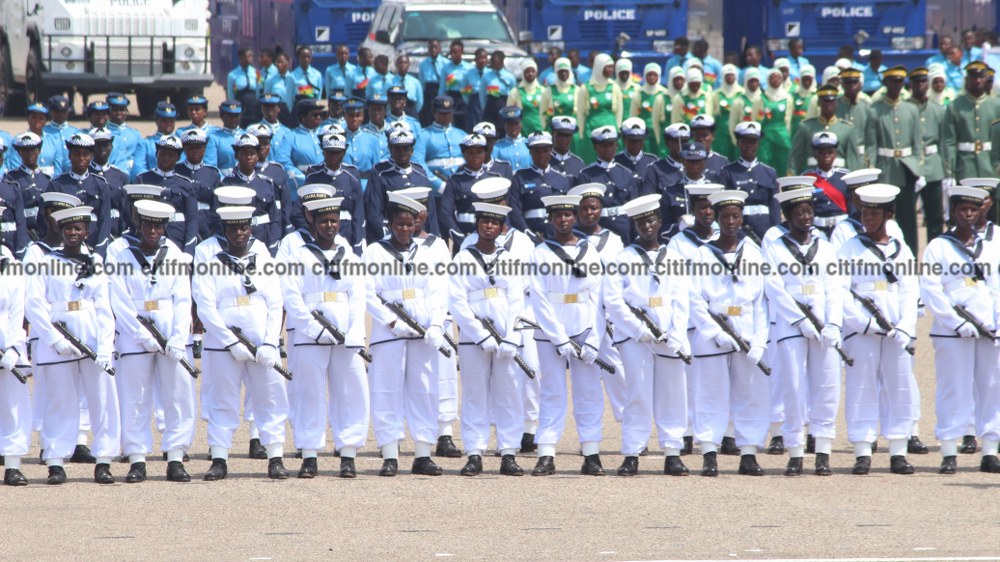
top-left (218, 293), bottom-right (265, 309)
top-left (958, 141), bottom-right (991, 153)
top-left (340, 210), bottom-right (352, 221)
top-left (743, 204), bottom-right (769, 216)
top-left (943, 277), bottom-right (985, 292)
top-left (457, 212), bottom-right (476, 224)
top-left (806, 157), bottom-right (846, 167)
top-left (856, 145), bottom-right (865, 156)
top-left (877, 147), bottom-right (912, 158)
top-left (924, 144), bottom-right (938, 155)
top-left (251, 215), bottom-right (270, 226)
top-left (381, 288), bottom-right (425, 302)
top-left (426, 157), bottom-right (464, 168)
top-left (197, 202), bottom-right (211, 211)
top-left (813, 214), bottom-right (846, 228)
top-left (786, 283), bottom-right (819, 296)
top-left (525, 209), bottom-right (547, 220)
top-left (853, 281), bottom-right (896, 293)
top-left (709, 302), bottom-right (750, 316)
top-left (469, 287), bottom-right (507, 302)
top-left (0, 223), bottom-right (16, 232)
top-left (601, 206), bottom-right (621, 218)
top-left (25, 207), bottom-right (39, 218)
top-left (171, 212), bottom-right (186, 223)
top-left (304, 291), bottom-right (348, 304)
top-left (549, 290), bottom-right (589, 304)
top-left (132, 298), bottom-right (171, 312)
top-left (52, 299), bottom-right (95, 312)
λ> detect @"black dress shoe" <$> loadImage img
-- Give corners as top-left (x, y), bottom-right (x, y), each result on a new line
top-left (531, 456), bottom-right (555, 476)
top-left (340, 457), bottom-right (356, 478)
top-left (0, 455), bottom-right (4, 466)
top-left (738, 454), bottom-right (765, 476)
top-left (161, 452), bottom-right (191, 462)
top-left (616, 456), bottom-right (639, 476)
top-left (125, 462), bottom-right (146, 484)
top-left (298, 457), bottom-right (317, 479)
top-left (815, 453), bottom-right (832, 476)
top-left (939, 455), bottom-right (957, 474)
top-left (852, 456), bottom-right (871, 475)
top-left (980, 455), bottom-right (1000, 473)
top-left (500, 454), bottom-right (523, 476)
top-left (890, 455), bottom-right (914, 475)
top-left (70, 444), bottom-right (96, 464)
top-left (720, 436), bottom-right (740, 455)
top-left (639, 447), bottom-right (649, 456)
top-left (581, 454), bottom-right (605, 476)
top-left (664, 456), bottom-right (689, 476)
top-left (47, 466), bottom-right (67, 485)
top-left (767, 436), bottom-right (786, 455)
top-left (805, 434), bottom-right (816, 454)
top-left (268, 457), bottom-right (289, 479)
top-left (94, 463), bottom-right (115, 484)
top-left (682, 436), bottom-right (693, 456)
top-left (784, 457), bottom-right (803, 476)
top-left (520, 433), bottom-right (537, 453)
top-left (960, 435), bottom-right (978, 454)
top-left (435, 436), bottom-right (462, 458)
top-left (248, 438), bottom-right (267, 459)
top-left (166, 461), bottom-right (191, 482)
top-left (4, 468), bottom-right (27, 486)
top-left (907, 436), bottom-right (929, 455)
top-left (411, 456), bottom-right (443, 476)
top-left (701, 451), bottom-right (718, 477)
top-left (204, 458), bottom-right (228, 481)
top-left (460, 455), bottom-right (483, 476)
top-left (379, 459), bottom-right (398, 477)
top-left (871, 440), bottom-right (878, 454)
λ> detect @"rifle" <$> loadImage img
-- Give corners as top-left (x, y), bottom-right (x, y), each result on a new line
top-left (741, 223), bottom-right (762, 246)
top-left (511, 317), bottom-right (615, 374)
top-left (136, 315), bottom-right (201, 378)
top-left (849, 288), bottom-right (916, 356)
top-left (1, 357), bottom-right (27, 384)
top-left (310, 310), bottom-right (373, 363)
top-left (229, 326), bottom-right (294, 380)
top-left (954, 304), bottom-right (993, 339)
top-left (794, 302), bottom-right (855, 366)
top-left (477, 316), bottom-right (536, 379)
top-left (706, 310), bottom-right (771, 375)
top-left (627, 304), bottom-right (692, 365)
top-left (382, 300), bottom-right (453, 358)
top-left (53, 321), bottom-right (115, 376)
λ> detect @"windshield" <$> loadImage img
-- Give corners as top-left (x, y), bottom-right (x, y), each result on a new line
top-left (400, 10), bottom-right (513, 42)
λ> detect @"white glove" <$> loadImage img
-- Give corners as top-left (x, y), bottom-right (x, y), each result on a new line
top-left (956, 322), bottom-right (978, 338)
top-left (97, 359), bottom-right (113, 373)
top-left (555, 341), bottom-right (575, 359)
top-left (942, 177), bottom-right (955, 192)
top-left (498, 342), bottom-right (517, 359)
top-left (914, 176), bottom-right (927, 193)
top-left (316, 330), bottom-right (339, 345)
top-left (167, 345), bottom-right (186, 363)
top-left (637, 326), bottom-right (657, 343)
top-left (390, 321), bottom-right (420, 338)
top-left (664, 337), bottom-right (684, 357)
top-left (821, 325), bottom-right (841, 348)
top-left (746, 345), bottom-right (765, 365)
top-left (1, 348), bottom-right (19, 371)
top-left (255, 345), bottom-right (280, 367)
top-left (228, 342), bottom-right (255, 362)
top-left (137, 331), bottom-right (163, 353)
top-left (480, 337), bottom-right (500, 354)
top-left (53, 338), bottom-right (83, 358)
top-left (892, 330), bottom-right (912, 350)
top-left (425, 325), bottom-right (447, 350)
top-left (714, 332), bottom-right (739, 352)
top-left (798, 320), bottom-right (821, 341)
top-left (303, 320), bottom-right (326, 341)
top-left (578, 344), bottom-right (598, 365)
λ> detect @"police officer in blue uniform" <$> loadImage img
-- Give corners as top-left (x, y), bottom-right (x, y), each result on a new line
top-left (718, 121), bottom-right (780, 239)
top-left (176, 128), bottom-right (222, 241)
top-left (2, 132), bottom-right (48, 246)
top-left (471, 122), bottom-right (514, 179)
top-left (135, 135), bottom-right (202, 254)
top-left (387, 86), bottom-right (422, 134)
top-left (43, 95), bottom-right (79, 145)
top-left (274, 99), bottom-right (326, 190)
top-left (0, 137), bottom-right (30, 257)
top-left (638, 124), bottom-right (690, 209)
top-left (439, 133), bottom-right (503, 244)
top-left (362, 93), bottom-right (391, 163)
top-left (105, 92), bottom-right (143, 172)
top-left (219, 133), bottom-right (284, 255)
top-left (342, 97), bottom-right (380, 180)
top-left (209, 100), bottom-right (245, 176)
top-left (365, 129), bottom-right (440, 241)
top-left (131, 101), bottom-right (178, 180)
top-left (549, 116), bottom-right (586, 178)
top-left (576, 125), bottom-right (638, 239)
top-left (414, 96), bottom-right (467, 193)
top-left (320, 91), bottom-right (348, 130)
top-left (87, 127), bottom-right (128, 238)
top-left (303, 133), bottom-right (365, 249)
top-left (257, 93), bottom-right (291, 159)
top-left (690, 114), bottom-right (731, 176)
top-left (615, 117), bottom-right (659, 185)
top-left (177, 94), bottom-right (217, 136)
top-left (247, 123), bottom-right (293, 237)
top-left (493, 106), bottom-right (531, 172)
top-left (4, 102), bottom-right (68, 177)
top-left (45, 132), bottom-right (114, 255)
top-left (508, 131), bottom-right (572, 238)
top-left (801, 130), bottom-right (851, 236)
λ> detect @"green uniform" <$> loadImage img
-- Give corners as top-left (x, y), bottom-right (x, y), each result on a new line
top-left (518, 85), bottom-right (544, 136)
top-left (620, 82), bottom-right (638, 119)
top-left (787, 115), bottom-right (860, 174)
top-left (579, 83), bottom-right (617, 163)
top-left (909, 98), bottom-right (946, 183)
top-left (942, 92), bottom-right (1000, 224)
top-left (548, 84), bottom-right (587, 157)
top-left (636, 89), bottom-right (664, 157)
top-left (713, 90), bottom-right (739, 160)
top-left (676, 91), bottom-right (710, 124)
top-left (836, 95), bottom-right (873, 166)
top-left (790, 89), bottom-right (814, 134)
top-left (758, 94), bottom-right (791, 178)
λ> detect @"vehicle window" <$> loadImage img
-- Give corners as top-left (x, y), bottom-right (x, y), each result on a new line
top-left (387, 6), bottom-right (403, 42)
top-left (400, 11), bottom-right (513, 42)
top-left (371, 6), bottom-right (388, 33)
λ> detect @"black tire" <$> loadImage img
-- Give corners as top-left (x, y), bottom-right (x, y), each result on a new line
top-left (24, 46), bottom-right (47, 107)
top-left (136, 89), bottom-right (159, 119)
top-left (0, 39), bottom-right (26, 116)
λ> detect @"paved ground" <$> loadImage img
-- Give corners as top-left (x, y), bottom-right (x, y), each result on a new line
top-left (3, 85), bottom-right (1000, 561)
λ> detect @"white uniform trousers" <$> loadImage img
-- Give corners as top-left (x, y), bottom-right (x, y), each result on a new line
top-left (601, 335), bottom-right (627, 424)
top-left (693, 353), bottom-right (770, 449)
top-left (31, 357), bottom-right (91, 439)
top-left (39, 361), bottom-right (121, 464)
top-left (684, 328), bottom-right (697, 437)
top-left (202, 351), bottom-right (288, 451)
top-left (767, 340), bottom-right (785, 427)
top-left (619, 341), bottom-right (687, 455)
top-left (284, 329), bottom-right (301, 430)
top-left (521, 337), bottom-right (541, 432)
top-left (116, 354), bottom-right (195, 458)
top-left (291, 345), bottom-right (370, 452)
top-left (933, 337), bottom-right (1000, 443)
top-left (436, 320), bottom-right (459, 435)
top-left (535, 341), bottom-right (604, 450)
top-left (370, 339), bottom-right (440, 448)
top-left (459, 345), bottom-right (524, 454)
top-left (843, 334), bottom-right (918, 443)
top-left (0, 370), bottom-right (32, 458)
top-left (778, 338), bottom-right (841, 450)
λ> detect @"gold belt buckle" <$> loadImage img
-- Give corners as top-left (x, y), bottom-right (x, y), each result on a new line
top-left (975, 140), bottom-right (984, 153)
top-left (648, 296), bottom-right (663, 308)
top-left (401, 288), bottom-right (417, 300)
top-left (144, 300), bottom-right (159, 311)
top-left (727, 306), bottom-right (742, 316)
top-left (893, 149), bottom-right (903, 158)
top-left (563, 293), bottom-right (579, 304)
top-left (483, 287), bottom-right (499, 299)
top-left (66, 300), bottom-right (81, 312)
top-left (323, 291), bottom-right (340, 302)
top-left (800, 284), bottom-right (816, 295)
top-left (873, 281), bottom-right (888, 291)
top-left (964, 278), bottom-right (978, 287)
top-left (236, 295), bottom-right (251, 306)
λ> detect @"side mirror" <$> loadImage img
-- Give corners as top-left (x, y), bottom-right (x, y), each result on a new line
top-left (375, 30), bottom-right (391, 44)
top-left (518, 30), bottom-right (533, 44)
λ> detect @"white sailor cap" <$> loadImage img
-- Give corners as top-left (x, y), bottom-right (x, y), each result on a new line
top-left (777, 176), bottom-right (817, 192)
top-left (318, 123), bottom-right (346, 138)
top-left (949, 185), bottom-right (987, 204)
top-left (322, 133), bottom-right (348, 151)
top-left (471, 177), bottom-right (511, 202)
top-left (856, 184), bottom-right (900, 209)
top-left (52, 206), bottom-right (94, 226)
top-left (13, 132), bottom-right (42, 149)
top-left (959, 178), bottom-right (999, 194)
top-left (460, 133), bottom-right (488, 148)
top-left (774, 187), bottom-right (815, 208)
top-left (297, 184), bottom-right (336, 201)
top-left (41, 191), bottom-right (83, 210)
top-left (156, 135), bottom-right (183, 151)
top-left (0, 205), bottom-right (5, 215)
top-left (708, 190), bottom-right (749, 208)
top-left (394, 187), bottom-right (432, 204)
top-left (620, 117), bottom-right (647, 138)
top-left (542, 194), bottom-right (581, 211)
top-left (811, 131), bottom-right (839, 149)
top-left (568, 183), bottom-right (606, 200)
top-left (388, 130), bottom-right (416, 146)
top-left (124, 184), bottom-right (166, 201)
top-left (180, 128), bottom-right (208, 145)
top-left (621, 194), bottom-right (661, 220)
top-left (245, 123), bottom-right (273, 138)
top-left (387, 191), bottom-right (426, 215)
top-left (472, 202), bottom-right (512, 220)
top-left (88, 127), bottom-right (114, 143)
top-left (231, 133), bottom-right (259, 150)
top-left (66, 133), bottom-right (96, 149)
top-left (664, 123), bottom-right (691, 139)
top-left (842, 168), bottom-right (881, 189)
top-left (472, 122), bottom-right (497, 139)
top-left (214, 186), bottom-right (256, 206)
top-left (690, 114), bottom-right (716, 130)
top-left (134, 200), bottom-right (176, 224)
top-left (387, 121), bottom-right (412, 134)
top-left (303, 197), bottom-right (345, 214)
top-left (216, 205), bottom-right (256, 225)
top-left (734, 121), bottom-right (762, 139)
top-left (527, 131), bottom-right (553, 147)
top-left (551, 115), bottom-right (578, 133)
top-left (590, 125), bottom-right (619, 143)
top-left (685, 183), bottom-right (725, 199)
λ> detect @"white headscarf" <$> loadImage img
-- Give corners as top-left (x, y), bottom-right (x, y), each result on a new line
top-left (615, 58), bottom-right (634, 89)
top-left (667, 67), bottom-right (686, 97)
top-left (798, 64), bottom-right (816, 95)
top-left (589, 53), bottom-right (615, 88)
top-left (821, 66), bottom-right (840, 85)
top-left (742, 67), bottom-right (762, 102)
top-left (719, 64), bottom-right (742, 97)
top-left (554, 57), bottom-right (575, 89)
top-left (764, 67), bottom-right (789, 101)
top-left (640, 63), bottom-right (664, 95)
